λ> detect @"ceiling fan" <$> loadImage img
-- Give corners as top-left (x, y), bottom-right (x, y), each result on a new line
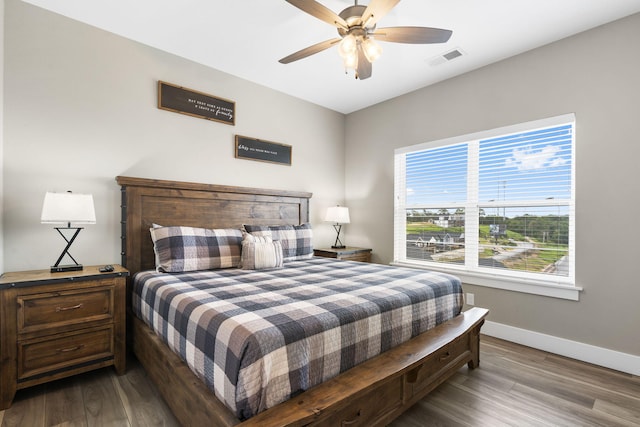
top-left (279, 0), bottom-right (453, 80)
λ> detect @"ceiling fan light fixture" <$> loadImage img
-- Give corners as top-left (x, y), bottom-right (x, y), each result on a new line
top-left (362, 37), bottom-right (382, 62)
top-left (281, 0), bottom-right (453, 81)
top-left (338, 34), bottom-right (357, 58)
top-left (343, 51), bottom-right (358, 70)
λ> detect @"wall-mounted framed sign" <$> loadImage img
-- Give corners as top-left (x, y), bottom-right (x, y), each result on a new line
top-left (235, 135), bottom-right (292, 166)
top-left (158, 81), bottom-right (235, 125)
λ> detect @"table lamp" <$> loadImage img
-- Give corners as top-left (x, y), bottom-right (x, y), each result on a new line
top-left (41, 191), bottom-right (96, 272)
top-left (325, 206), bottom-right (350, 249)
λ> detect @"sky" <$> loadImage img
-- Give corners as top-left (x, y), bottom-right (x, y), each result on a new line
top-left (405, 123), bottom-right (573, 216)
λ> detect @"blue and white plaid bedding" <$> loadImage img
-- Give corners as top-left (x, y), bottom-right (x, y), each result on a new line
top-left (132, 257), bottom-right (463, 420)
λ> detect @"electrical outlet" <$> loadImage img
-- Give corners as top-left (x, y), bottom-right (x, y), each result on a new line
top-left (466, 293), bottom-right (475, 306)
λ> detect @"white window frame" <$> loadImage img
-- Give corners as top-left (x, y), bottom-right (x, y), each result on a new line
top-left (393, 114), bottom-right (580, 300)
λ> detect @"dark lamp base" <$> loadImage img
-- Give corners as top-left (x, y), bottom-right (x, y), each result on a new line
top-left (331, 245), bottom-right (346, 249)
top-left (51, 264), bottom-right (84, 273)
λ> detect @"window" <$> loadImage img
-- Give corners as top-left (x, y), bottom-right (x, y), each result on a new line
top-left (394, 114), bottom-right (578, 300)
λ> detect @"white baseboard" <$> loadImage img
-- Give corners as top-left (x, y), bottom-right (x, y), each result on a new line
top-left (482, 320), bottom-right (640, 376)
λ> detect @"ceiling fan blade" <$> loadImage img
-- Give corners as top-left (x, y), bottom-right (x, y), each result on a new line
top-left (285, 0), bottom-right (349, 30)
top-left (372, 26), bottom-right (452, 44)
top-left (361, 0), bottom-right (400, 28)
top-left (279, 38), bottom-right (341, 64)
top-left (356, 44), bottom-right (372, 80)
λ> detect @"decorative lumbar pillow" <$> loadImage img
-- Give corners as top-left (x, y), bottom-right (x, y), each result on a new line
top-left (150, 226), bottom-right (242, 272)
top-left (243, 223), bottom-right (313, 262)
top-left (240, 234), bottom-right (284, 270)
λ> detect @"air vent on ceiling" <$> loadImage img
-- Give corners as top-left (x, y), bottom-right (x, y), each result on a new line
top-left (428, 48), bottom-right (465, 66)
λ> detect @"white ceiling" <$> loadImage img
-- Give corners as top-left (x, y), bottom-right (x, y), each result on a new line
top-left (22, 0), bottom-right (640, 114)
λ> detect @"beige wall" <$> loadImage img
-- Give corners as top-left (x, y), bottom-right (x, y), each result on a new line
top-left (345, 13), bottom-right (640, 357)
top-left (2, 0), bottom-right (345, 272)
top-left (4, 0), bottom-right (639, 360)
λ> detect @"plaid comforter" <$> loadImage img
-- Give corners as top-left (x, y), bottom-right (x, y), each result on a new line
top-left (132, 257), bottom-right (463, 419)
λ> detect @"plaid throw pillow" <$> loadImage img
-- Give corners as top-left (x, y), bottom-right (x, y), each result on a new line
top-left (240, 234), bottom-right (284, 270)
top-left (244, 223), bottom-right (313, 262)
top-left (150, 226), bottom-right (242, 272)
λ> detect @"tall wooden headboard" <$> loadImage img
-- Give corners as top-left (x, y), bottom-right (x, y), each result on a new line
top-left (116, 176), bottom-right (312, 276)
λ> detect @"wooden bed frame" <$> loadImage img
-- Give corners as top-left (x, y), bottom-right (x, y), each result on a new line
top-left (117, 176), bottom-right (488, 427)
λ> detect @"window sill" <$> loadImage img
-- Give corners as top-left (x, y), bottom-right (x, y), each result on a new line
top-left (390, 261), bottom-right (582, 301)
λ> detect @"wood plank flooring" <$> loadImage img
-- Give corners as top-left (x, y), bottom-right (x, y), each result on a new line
top-left (1, 335), bottom-right (638, 426)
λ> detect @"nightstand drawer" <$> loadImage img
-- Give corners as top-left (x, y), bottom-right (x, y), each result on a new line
top-left (341, 252), bottom-right (371, 262)
top-left (18, 325), bottom-right (114, 380)
top-left (18, 285), bottom-right (114, 334)
top-left (314, 247), bottom-right (372, 263)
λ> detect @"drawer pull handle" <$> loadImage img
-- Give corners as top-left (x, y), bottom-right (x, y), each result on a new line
top-left (56, 303), bottom-right (83, 312)
top-left (58, 344), bottom-right (84, 353)
top-left (406, 365), bottom-right (422, 384)
top-left (439, 351), bottom-right (451, 361)
top-left (342, 409), bottom-right (362, 426)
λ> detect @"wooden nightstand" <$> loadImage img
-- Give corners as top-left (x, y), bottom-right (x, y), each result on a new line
top-left (314, 247), bottom-right (372, 263)
top-left (0, 265), bottom-right (128, 409)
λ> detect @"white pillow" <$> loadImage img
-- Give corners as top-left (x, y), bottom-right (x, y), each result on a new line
top-left (240, 234), bottom-right (284, 270)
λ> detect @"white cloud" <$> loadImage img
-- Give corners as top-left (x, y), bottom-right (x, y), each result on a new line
top-left (506, 145), bottom-right (567, 171)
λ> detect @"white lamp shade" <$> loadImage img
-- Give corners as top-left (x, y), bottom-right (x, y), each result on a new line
top-left (325, 206), bottom-right (350, 224)
top-left (41, 192), bottom-right (96, 224)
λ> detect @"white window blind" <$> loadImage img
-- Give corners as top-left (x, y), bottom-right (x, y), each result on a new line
top-left (394, 114), bottom-right (576, 297)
